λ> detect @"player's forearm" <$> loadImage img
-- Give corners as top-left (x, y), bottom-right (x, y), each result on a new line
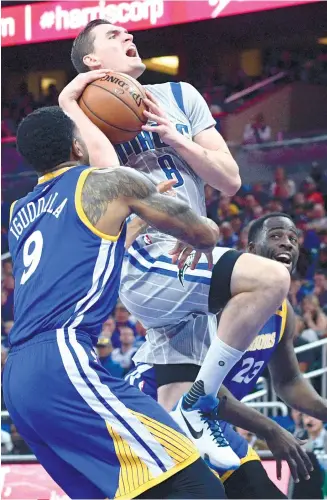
top-left (125, 217), bottom-right (148, 249)
top-left (274, 375), bottom-right (327, 421)
top-left (131, 194), bottom-right (219, 251)
top-left (218, 385), bottom-right (279, 439)
top-left (173, 135), bottom-right (241, 195)
top-left (59, 101), bottom-right (119, 169)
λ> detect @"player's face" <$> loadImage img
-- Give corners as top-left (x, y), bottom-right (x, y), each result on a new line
top-left (85, 24), bottom-right (145, 79)
top-left (303, 414), bottom-right (323, 434)
top-left (251, 216), bottom-right (300, 273)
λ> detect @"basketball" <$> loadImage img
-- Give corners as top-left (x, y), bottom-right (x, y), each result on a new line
top-left (79, 71), bottom-right (147, 145)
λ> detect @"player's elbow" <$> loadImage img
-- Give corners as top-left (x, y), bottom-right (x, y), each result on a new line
top-left (223, 175), bottom-right (242, 196)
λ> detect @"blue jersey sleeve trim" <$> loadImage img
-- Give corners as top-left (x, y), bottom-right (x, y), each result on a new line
top-left (170, 82), bottom-right (186, 116)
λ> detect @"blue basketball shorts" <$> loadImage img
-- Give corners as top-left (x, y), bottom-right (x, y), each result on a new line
top-left (3, 329), bottom-right (199, 499)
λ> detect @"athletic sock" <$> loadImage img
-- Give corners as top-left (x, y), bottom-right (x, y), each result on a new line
top-left (184, 337), bottom-right (243, 407)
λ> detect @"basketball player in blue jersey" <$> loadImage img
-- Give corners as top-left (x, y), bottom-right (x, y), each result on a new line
top-left (71, 20), bottom-right (291, 470)
top-left (2, 71), bottom-right (227, 500)
top-left (126, 213), bottom-right (327, 498)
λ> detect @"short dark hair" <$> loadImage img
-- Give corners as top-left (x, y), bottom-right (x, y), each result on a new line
top-left (248, 212), bottom-right (293, 243)
top-left (17, 106), bottom-right (75, 173)
top-left (71, 19), bottom-right (110, 73)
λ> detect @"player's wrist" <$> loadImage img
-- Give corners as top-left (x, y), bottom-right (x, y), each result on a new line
top-left (170, 132), bottom-right (190, 150)
top-left (258, 419), bottom-right (283, 441)
top-left (59, 98), bottom-right (80, 113)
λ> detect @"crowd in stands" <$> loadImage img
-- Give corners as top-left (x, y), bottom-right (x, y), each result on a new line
top-left (1, 82), bottom-right (59, 138)
top-left (3, 48), bottom-right (327, 137)
top-left (199, 47), bottom-right (327, 114)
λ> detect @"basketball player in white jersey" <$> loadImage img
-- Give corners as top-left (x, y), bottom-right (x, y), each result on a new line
top-left (71, 21), bottom-right (290, 470)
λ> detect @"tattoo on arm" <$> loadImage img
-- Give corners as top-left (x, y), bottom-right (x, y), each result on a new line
top-left (82, 167), bottom-right (190, 224)
top-left (81, 167), bottom-right (154, 226)
top-left (81, 167), bottom-right (216, 250)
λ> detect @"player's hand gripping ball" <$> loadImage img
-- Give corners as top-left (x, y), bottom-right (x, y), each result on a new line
top-left (79, 71), bottom-right (148, 144)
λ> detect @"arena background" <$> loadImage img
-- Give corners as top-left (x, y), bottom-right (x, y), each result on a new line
top-left (1, 0), bottom-right (327, 498)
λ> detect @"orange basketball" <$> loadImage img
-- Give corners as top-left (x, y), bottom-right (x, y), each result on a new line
top-left (79, 71), bottom-right (147, 145)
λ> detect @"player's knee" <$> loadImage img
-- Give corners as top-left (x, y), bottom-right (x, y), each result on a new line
top-left (264, 259), bottom-right (290, 301)
top-left (230, 253), bottom-right (290, 300)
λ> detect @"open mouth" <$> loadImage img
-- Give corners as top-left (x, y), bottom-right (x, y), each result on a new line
top-left (126, 46), bottom-right (138, 58)
top-left (274, 253), bottom-right (292, 268)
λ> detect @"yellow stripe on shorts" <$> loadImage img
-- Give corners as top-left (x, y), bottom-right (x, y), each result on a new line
top-left (106, 422), bottom-right (152, 498)
top-left (131, 410), bottom-right (198, 464)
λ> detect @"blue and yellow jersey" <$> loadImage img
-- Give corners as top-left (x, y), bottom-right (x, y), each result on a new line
top-left (222, 300), bottom-right (287, 401)
top-left (8, 166), bottom-right (126, 347)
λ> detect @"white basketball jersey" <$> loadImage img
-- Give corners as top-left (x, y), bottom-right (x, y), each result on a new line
top-left (114, 81), bottom-right (216, 246)
top-left (118, 82), bottom-right (219, 364)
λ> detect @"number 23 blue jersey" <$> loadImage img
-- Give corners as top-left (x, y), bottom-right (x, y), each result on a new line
top-left (8, 166), bottom-right (126, 347)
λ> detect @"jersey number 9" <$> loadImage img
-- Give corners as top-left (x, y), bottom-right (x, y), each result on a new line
top-left (20, 230), bottom-right (44, 285)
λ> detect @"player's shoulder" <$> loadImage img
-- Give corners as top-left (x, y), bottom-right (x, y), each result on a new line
top-left (144, 81), bottom-right (196, 94)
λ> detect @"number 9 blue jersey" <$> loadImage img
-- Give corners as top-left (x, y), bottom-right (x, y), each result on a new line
top-left (8, 166), bottom-right (126, 347)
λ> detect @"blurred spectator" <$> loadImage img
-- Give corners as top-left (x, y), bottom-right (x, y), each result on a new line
top-left (236, 427), bottom-right (268, 451)
top-left (303, 177), bottom-right (324, 205)
top-left (10, 424), bottom-right (32, 455)
top-left (289, 275), bottom-right (306, 312)
top-left (217, 195), bottom-right (240, 220)
top-left (15, 82), bottom-right (35, 123)
top-left (96, 337), bottom-right (124, 378)
top-left (134, 321), bottom-right (147, 349)
top-left (314, 270), bottom-right (327, 308)
top-left (319, 247), bottom-right (327, 271)
top-left (205, 184), bottom-right (219, 224)
top-left (237, 227), bottom-right (249, 251)
top-left (293, 314), bottom-right (316, 373)
top-left (2, 321), bottom-right (14, 348)
top-left (1, 429), bottom-right (13, 455)
top-left (1, 345), bottom-right (8, 374)
top-left (252, 205), bottom-right (264, 220)
top-left (41, 84), bottom-right (59, 106)
top-left (295, 314), bottom-right (318, 343)
top-left (252, 183), bottom-right (270, 206)
top-left (306, 204), bottom-right (327, 232)
top-left (266, 198), bottom-right (284, 213)
top-left (2, 260), bottom-right (13, 276)
top-left (270, 167), bottom-right (296, 200)
top-left (229, 215), bottom-right (243, 235)
top-left (242, 194), bottom-right (259, 225)
top-left (101, 315), bottom-right (117, 340)
top-left (243, 113), bottom-right (271, 144)
top-left (1, 106), bottom-right (16, 136)
top-left (289, 409), bottom-right (307, 440)
top-left (302, 415), bottom-right (327, 471)
top-left (218, 222), bottom-right (238, 248)
top-left (111, 327), bottom-right (137, 375)
top-left (114, 302), bottom-right (136, 331)
top-left (302, 295), bottom-right (327, 337)
top-left (111, 302), bottom-right (136, 348)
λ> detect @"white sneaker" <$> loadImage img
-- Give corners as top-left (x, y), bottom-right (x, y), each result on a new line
top-left (170, 394), bottom-right (240, 471)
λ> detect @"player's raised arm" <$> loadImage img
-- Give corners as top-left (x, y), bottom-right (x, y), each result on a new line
top-left (59, 71), bottom-right (120, 170)
top-left (81, 167), bottom-right (219, 253)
